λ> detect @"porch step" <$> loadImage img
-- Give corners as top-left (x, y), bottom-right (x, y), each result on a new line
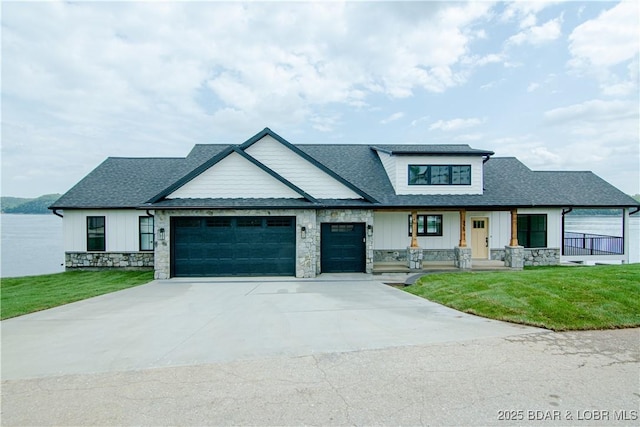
top-left (373, 260), bottom-right (507, 274)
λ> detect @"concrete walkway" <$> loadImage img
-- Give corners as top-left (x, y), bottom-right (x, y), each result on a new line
top-left (1, 275), bottom-right (539, 380)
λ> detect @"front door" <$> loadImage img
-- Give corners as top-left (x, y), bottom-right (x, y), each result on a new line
top-left (471, 218), bottom-right (489, 259)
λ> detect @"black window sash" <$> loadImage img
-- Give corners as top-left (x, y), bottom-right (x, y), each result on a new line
top-left (87, 216), bottom-right (105, 251)
top-left (408, 165), bottom-right (471, 185)
top-left (408, 214), bottom-right (443, 236)
top-left (139, 216), bottom-right (154, 251)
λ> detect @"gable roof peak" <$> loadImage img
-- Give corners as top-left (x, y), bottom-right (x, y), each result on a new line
top-left (239, 127), bottom-right (289, 150)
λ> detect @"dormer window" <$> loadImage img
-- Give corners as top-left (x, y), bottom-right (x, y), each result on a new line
top-left (408, 165), bottom-right (471, 185)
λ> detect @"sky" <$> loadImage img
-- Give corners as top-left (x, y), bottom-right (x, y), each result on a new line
top-left (2, 0), bottom-right (639, 198)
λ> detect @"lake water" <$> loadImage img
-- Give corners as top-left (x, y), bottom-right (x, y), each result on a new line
top-left (1, 214), bottom-right (65, 278)
top-left (1, 213), bottom-right (639, 278)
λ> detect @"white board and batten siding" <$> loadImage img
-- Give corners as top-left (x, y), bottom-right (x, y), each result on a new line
top-left (380, 154), bottom-right (484, 195)
top-left (373, 212), bottom-right (461, 250)
top-left (169, 152), bottom-right (302, 199)
top-left (244, 135), bottom-right (361, 199)
top-left (63, 209), bottom-right (150, 252)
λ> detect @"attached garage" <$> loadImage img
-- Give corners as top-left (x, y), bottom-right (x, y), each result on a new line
top-left (171, 216), bottom-right (296, 277)
top-left (320, 223), bottom-right (366, 273)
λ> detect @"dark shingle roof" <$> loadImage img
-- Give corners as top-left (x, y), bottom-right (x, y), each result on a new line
top-left (50, 158), bottom-right (186, 208)
top-left (50, 140), bottom-right (639, 210)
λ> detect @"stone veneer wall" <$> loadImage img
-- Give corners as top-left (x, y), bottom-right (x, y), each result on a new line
top-left (316, 209), bottom-right (374, 274)
top-left (492, 248), bottom-right (560, 266)
top-left (66, 252), bottom-right (154, 269)
top-left (374, 249), bottom-right (455, 262)
top-left (153, 209), bottom-right (317, 279)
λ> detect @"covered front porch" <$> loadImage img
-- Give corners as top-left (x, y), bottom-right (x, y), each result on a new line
top-left (372, 208), bottom-right (524, 271)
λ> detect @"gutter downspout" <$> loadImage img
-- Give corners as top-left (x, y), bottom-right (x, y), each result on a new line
top-left (629, 207), bottom-right (640, 216)
top-left (52, 209), bottom-right (63, 218)
top-left (146, 209), bottom-right (154, 217)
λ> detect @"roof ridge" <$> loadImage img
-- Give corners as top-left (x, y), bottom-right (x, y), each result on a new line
top-left (534, 170), bottom-right (592, 173)
top-left (107, 156), bottom-right (185, 160)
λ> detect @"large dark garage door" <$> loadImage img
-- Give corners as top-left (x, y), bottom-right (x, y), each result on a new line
top-left (172, 217), bottom-right (295, 277)
top-left (321, 223), bottom-right (366, 273)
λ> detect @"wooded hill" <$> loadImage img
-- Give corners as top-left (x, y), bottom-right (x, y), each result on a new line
top-left (1, 194), bottom-right (61, 214)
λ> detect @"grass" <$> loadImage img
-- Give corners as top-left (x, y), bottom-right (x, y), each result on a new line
top-left (1, 270), bottom-right (154, 320)
top-left (403, 264), bottom-right (640, 331)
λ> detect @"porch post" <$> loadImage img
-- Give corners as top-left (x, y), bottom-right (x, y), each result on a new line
top-left (407, 210), bottom-right (423, 270)
top-left (411, 210), bottom-right (419, 248)
top-left (454, 209), bottom-right (471, 270)
top-left (459, 209), bottom-right (467, 247)
top-left (510, 209), bottom-right (518, 246)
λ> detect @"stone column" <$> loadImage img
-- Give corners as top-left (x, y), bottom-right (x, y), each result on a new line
top-left (407, 246), bottom-right (424, 270)
top-left (504, 245), bottom-right (524, 270)
top-left (154, 210), bottom-right (170, 279)
top-left (454, 246), bottom-right (472, 270)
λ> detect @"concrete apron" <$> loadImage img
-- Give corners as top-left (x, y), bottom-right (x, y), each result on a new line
top-left (1, 275), bottom-right (543, 380)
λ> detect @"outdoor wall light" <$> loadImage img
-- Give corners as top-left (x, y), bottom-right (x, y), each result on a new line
top-left (158, 228), bottom-right (166, 241)
top-left (367, 224), bottom-right (373, 236)
top-left (300, 226), bottom-right (306, 239)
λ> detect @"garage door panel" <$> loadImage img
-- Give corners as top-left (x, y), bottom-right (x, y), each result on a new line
top-left (172, 216), bottom-right (295, 277)
top-left (321, 223), bottom-right (366, 273)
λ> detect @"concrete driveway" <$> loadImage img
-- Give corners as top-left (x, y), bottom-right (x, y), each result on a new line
top-left (1, 275), bottom-right (540, 380)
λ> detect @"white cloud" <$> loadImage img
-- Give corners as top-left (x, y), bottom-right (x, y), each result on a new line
top-left (527, 82), bottom-right (540, 92)
top-left (568, 2), bottom-right (639, 98)
top-left (410, 116), bottom-right (430, 127)
top-left (2, 1), bottom-right (501, 195)
top-left (507, 16), bottom-right (563, 46)
top-left (2, 0), bottom-right (638, 198)
top-left (568, 1), bottom-right (639, 68)
top-left (500, 1), bottom-right (558, 24)
top-left (536, 98), bottom-right (639, 192)
top-left (380, 112), bottom-right (405, 125)
top-left (454, 133), bottom-right (484, 142)
top-left (429, 117), bottom-right (485, 132)
top-left (462, 53), bottom-right (505, 67)
top-left (543, 99), bottom-right (638, 125)
top-left (310, 114), bottom-right (341, 133)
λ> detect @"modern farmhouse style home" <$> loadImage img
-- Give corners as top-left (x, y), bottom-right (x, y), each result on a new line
top-left (50, 128), bottom-right (640, 278)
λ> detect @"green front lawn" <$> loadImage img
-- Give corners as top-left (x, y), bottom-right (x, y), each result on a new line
top-left (404, 264), bottom-right (640, 331)
top-left (1, 270), bottom-right (154, 320)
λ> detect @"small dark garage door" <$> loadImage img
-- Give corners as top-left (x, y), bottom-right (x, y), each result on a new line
top-left (321, 223), bottom-right (366, 273)
top-left (172, 216), bottom-right (295, 277)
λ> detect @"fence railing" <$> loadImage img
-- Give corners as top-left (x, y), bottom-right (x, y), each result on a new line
top-left (563, 232), bottom-right (624, 256)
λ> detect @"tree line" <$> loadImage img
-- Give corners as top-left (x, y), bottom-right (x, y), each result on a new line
top-left (1, 194), bottom-right (61, 214)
